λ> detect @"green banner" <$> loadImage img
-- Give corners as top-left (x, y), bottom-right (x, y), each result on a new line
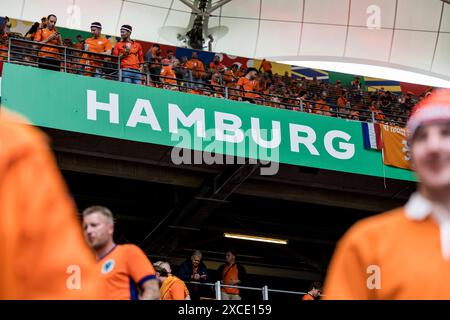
top-left (1, 63), bottom-right (415, 181)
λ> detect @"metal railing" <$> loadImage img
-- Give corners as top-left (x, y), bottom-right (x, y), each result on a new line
top-left (4, 37), bottom-right (408, 127)
top-left (186, 280), bottom-right (322, 301)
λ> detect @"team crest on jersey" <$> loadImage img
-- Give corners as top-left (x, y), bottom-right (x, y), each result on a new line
top-left (101, 259), bottom-right (115, 274)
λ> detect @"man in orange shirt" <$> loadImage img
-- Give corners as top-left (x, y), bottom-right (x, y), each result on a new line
top-left (324, 89), bottom-right (450, 299)
top-left (82, 22), bottom-right (112, 78)
top-left (82, 205), bottom-right (160, 300)
top-left (112, 25), bottom-right (144, 85)
top-left (237, 67), bottom-right (260, 103)
top-left (34, 14), bottom-right (63, 71)
top-left (0, 109), bottom-right (104, 299)
top-left (185, 52), bottom-right (206, 83)
top-left (302, 282), bottom-right (322, 300)
top-left (160, 58), bottom-right (177, 89)
top-left (217, 249), bottom-right (247, 300)
top-left (209, 54), bottom-right (225, 76)
top-left (155, 262), bottom-right (190, 300)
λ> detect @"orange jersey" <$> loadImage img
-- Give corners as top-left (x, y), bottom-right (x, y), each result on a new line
top-left (0, 110), bottom-right (104, 299)
top-left (81, 37), bottom-right (112, 68)
top-left (237, 77), bottom-right (259, 98)
top-left (185, 58), bottom-right (205, 79)
top-left (34, 28), bottom-right (61, 59)
top-left (222, 264), bottom-right (240, 295)
top-left (160, 275), bottom-right (190, 300)
top-left (324, 207), bottom-right (450, 299)
top-left (96, 244), bottom-right (156, 300)
top-left (113, 40), bottom-right (144, 70)
top-left (160, 65), bottom-right (177, 84)
top-left (223, 69), bottom-right (237, 86)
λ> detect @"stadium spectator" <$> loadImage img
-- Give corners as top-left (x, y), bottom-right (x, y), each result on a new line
top-left (155, 261), bottom-right (190, 300)
top-left (0, 26), bottom-right (8, 75)
top-left (73, 34), bottom-right (85, 51)
top-left (178, 250), bottom-right (211, 300)
top-left (0, 109), bottom-right (104, 299)
top-left (217, 249), bottom-right (247, 300)
top-left (258, 58), bottom-right (272, 78)
top-left (166, 49), bottom-right (180, 78)
top-left (185, 51), bottom-right (206, 82)
top-left (24, 22), bottom-right (40, 40)
top-left (237, 67), bottom-right (260, 103)
top-left (82, 22), bottom-right (112, 78)
top-left (223, 63), bottom-right (239, 98)
top-left (210, 72), bottom-right (224, 95)
top-left (33, 14), bottom-right (63, 71)
top-left (323, 89), bottom-right (450, 299)
top-left (209, 54), bottom-right (225, 77)
top-left (302, 282), bottom-right (322, 300)
top-left (82, 205), bottom-right (160, 300)
top-left (146, 43), bottom-right (162, 83)
top-left (113, 24), bottom-right (144, 85)
top-left (3, 16), bottom-right (11, 33)
top-left (160, 58), bottom-right (177, 89)
top-left (39, 16), bottom-right (47, 29)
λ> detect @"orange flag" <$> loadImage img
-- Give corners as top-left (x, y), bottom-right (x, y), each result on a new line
top-left (380, 125), bottom-right (411, 170)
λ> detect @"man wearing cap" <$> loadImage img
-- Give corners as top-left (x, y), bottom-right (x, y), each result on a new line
top-left (82, 22), bottom-right (112, 78)
top-left (323, 89), bottom-right (450, 299)
top-left (236, 67), bottom-right (260, 103)
top-left (112, 24), bottom-right (144, 85)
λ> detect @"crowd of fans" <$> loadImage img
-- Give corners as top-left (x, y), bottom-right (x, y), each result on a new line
top-left (1, 14), bottom-right (432, 127)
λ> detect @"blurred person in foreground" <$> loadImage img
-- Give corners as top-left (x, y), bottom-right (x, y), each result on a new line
top-left (82, 205), bottom-right (160, 300)
top-left (0, 109), bottom-right (103, 299)
top-left (324, 89), bottom-right (450, 299)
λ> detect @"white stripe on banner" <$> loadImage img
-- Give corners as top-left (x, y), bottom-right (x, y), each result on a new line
top-left (368, 123), bottom-right (377, 149)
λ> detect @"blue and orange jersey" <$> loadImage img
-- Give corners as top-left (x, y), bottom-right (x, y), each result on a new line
top-left (96, 244), bottom-right (156, 300)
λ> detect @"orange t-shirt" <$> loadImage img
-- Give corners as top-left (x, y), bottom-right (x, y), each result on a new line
top-left (237, 77), bottom-right (259, 98)
top-left (0, 110), bottom-right (104, 299)
top-left (82, 37), bottom-right (112, 68)
top-left (96, 244), bottom-right (156, 300)
top-left (222, 264), bottom-right (240, 295)
top-left (160, 275), bottom-right (190, 300)
top-left (185, 58), bottom-right (205, 79)
top-left (324, 207), bottom-right (450, 299)
top-left (160, 65), bottom-right (177, 84)
top-left (34, 28), bottom-right (61, 59)
top-left (113, 40), bottom-right (144, 70)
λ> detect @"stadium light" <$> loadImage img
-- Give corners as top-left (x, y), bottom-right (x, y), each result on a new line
top-left (224, 232), bottom-right (288, 245)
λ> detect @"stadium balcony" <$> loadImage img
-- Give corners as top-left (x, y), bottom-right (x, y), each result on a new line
top-left (2, 37), bottom-right (409, 128)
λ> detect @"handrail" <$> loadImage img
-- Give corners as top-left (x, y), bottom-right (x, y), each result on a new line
top-left (185, 280), bottom-right (324, 300)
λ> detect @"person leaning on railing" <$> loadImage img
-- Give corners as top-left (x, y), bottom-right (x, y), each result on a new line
top-left (81, 22), bottom-right (112, 78)
top-left (112, 24), bottom-right (144, 85)
top-left (33, 14), bottom-right (63, 72)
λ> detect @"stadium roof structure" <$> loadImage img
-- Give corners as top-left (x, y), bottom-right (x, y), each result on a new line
top-left (3, 0), bottom-right (450, 82)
